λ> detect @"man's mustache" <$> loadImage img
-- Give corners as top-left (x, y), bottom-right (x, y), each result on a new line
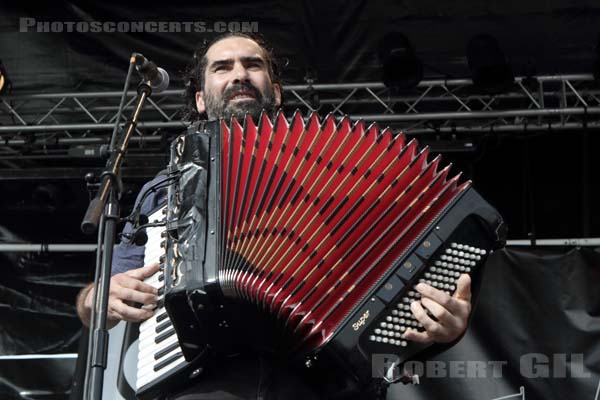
top-left (223, 83), bottom-right (262, 103)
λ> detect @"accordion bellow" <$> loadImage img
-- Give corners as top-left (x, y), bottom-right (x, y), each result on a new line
top-left (159, 110), bottom-right (505, 385)
top-left (220, 111), bottom-right (461, 342)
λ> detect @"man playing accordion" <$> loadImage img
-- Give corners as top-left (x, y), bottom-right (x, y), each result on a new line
top-left (76, 32), bottom-right (473, 400)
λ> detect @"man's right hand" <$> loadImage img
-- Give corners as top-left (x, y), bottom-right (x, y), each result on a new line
top-left (78, 262), bottom-right (160, 328)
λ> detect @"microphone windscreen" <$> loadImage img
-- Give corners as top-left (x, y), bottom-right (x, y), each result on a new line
top-left (138, 214), bottom-right (149, 225)
top-left (133, 230), bottom-right (148, 246)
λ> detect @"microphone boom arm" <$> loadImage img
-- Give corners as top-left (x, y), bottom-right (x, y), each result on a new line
top-left (81, 85), bottom-right (150, 233)
top-left (80, 52), bottom-right (166, 400)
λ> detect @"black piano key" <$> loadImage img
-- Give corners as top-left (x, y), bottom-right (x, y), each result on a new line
top-left (158, 273), bottom-right (164, 282)
top-left (156, 311), bottom-right (168, 323)
top-left (155, 319), bottom-right (172, 334)
top-left (157, 297), bottom-right (164, 309)
top-left (153, 351), bottom-right (183, 372)
top-left (154, 341), bottom-right (180, 361)
top-left (155, 327), bottom-right (175, 344)
top-left (158, 286), bottom-right (165, 296)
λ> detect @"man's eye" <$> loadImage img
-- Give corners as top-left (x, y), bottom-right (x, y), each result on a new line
top-left (247, 62), bottom-right (263, 69)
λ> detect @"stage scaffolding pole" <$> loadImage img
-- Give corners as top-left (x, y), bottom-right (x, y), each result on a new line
top-left (0, 239), bottom-right (598, 253)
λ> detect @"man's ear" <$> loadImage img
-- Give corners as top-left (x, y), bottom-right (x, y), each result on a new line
top-left (274, 83), bottom-right (282, 107)
top-left (195, 91), bottom-right (206, 114)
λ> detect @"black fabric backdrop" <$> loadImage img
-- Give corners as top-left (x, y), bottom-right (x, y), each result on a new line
top-left (2, 1), bottom-right (600, 92)
top-left (1, 247), bottom-right (599, 399)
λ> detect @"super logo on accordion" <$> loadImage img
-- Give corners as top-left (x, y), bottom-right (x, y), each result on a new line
top-left (160, 110), bottom-right (505, 387)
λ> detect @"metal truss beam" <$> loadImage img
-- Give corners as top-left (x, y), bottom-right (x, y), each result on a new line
top-left (1, 74), bottom-right (599, 156)
top-left (1, 238), bottom-right (598, 252)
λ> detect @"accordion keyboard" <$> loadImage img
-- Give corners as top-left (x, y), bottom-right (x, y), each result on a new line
top-left (136, 206), bottom-right (187, 391)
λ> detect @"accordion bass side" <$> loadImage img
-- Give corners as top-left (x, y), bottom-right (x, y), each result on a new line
top-left (162, 111), bottom-right (506, 385)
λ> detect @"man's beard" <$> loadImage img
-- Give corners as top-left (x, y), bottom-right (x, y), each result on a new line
top-left (203, 82), bottom-right (278, 121)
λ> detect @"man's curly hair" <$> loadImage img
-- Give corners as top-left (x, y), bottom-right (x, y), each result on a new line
top-left (182, 32), bottom-right (282, 122)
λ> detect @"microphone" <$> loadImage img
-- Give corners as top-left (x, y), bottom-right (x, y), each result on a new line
top-left (121, 229), bottom-right (148, 246)
top-left (131, 230), bottom-right (148, 246)
top-left (119, 212), bottom-right (151, 246)
top-left (132, 53), bottom-right (170, 93)
top-left (138, 214), bottom-right (149, 226)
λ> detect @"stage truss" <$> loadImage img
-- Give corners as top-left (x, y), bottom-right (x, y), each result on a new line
top-left (1, 74), bottom-right (599, 172)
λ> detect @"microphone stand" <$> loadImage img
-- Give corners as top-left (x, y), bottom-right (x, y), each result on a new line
top-left (80, 75), bottom-right (154, 400)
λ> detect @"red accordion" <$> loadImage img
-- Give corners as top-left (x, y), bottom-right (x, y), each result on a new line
top-left (138, 111), bottom-right (505, 398)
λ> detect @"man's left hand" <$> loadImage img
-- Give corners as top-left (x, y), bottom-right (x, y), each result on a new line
top-left (403, 274), bottom-right (472, 343)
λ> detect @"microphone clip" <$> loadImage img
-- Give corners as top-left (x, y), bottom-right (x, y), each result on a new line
top-left (131, 52), bottom-right (170, 94)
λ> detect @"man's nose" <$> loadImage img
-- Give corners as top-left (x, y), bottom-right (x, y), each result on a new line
top-left (232, 62), bottom-right (250, 82)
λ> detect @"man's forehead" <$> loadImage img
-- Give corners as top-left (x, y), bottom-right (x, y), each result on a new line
top-left (205, 37), bottom-right (266, 64)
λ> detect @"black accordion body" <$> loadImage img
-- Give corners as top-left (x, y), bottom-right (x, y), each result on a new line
top-left (136, 111), bottom-right (506, 399)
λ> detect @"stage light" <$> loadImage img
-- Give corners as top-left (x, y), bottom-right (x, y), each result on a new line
top-left (378, 32), bottom-right (423, 90)
top-left (466, 34), bottom-right (514, 94)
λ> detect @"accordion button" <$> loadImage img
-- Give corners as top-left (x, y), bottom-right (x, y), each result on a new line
top-left (416, 233), bottom-right (442, 259)
top-left (376, 274), bottom-right (405, 304)
top-left (396, 254), bottom-right (423, 283)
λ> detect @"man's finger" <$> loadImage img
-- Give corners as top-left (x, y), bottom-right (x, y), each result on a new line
top-left (416, 283), bottom-right (464, 316)
top-left (420, 297), bottom-right (453, 325)
top-left (111, 299), bottom-right (154, 322)
top-left (403, 328), bottom-right (433, 343)
top-left (107, 309), bottom-right (123, 322)
top-left (118, 276), bottom-right (158, 295)
top-left (454, 274), bottom-right (472, 302)
top-left (125, 262), bottom-right (160, 281)
top-left (420, 297), bottom-right (466, 334)
top-left (116, 286), bottom-right (158, 305)
top-left (409, 300), bottom-right (439, 335)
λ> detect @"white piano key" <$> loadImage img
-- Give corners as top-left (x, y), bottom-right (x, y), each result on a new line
top-left (139, 307), bottom-right (167, 331)
top-left (138, 332), bottom-right (179, 361)
top-left (144, 275), bottom-right (162, 288)
top-left (135, 206), bottom-right (192, 392)
top-left (137, 346), bottom-right (180, 373)
top-left (139, 353), bottom-right (186, 385)
top-left (138, 318), bottom-right (161, 338)
top-left (139, 315), bottom-right (170, 340)
top-left (144, 248), bottom-right (164, 263)
top-left (138, 307), bottom-right (166, 335)
top-left (137, 355), bottom-right (186, 390)
top-left (137, 347), bottom-right (184, 382)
